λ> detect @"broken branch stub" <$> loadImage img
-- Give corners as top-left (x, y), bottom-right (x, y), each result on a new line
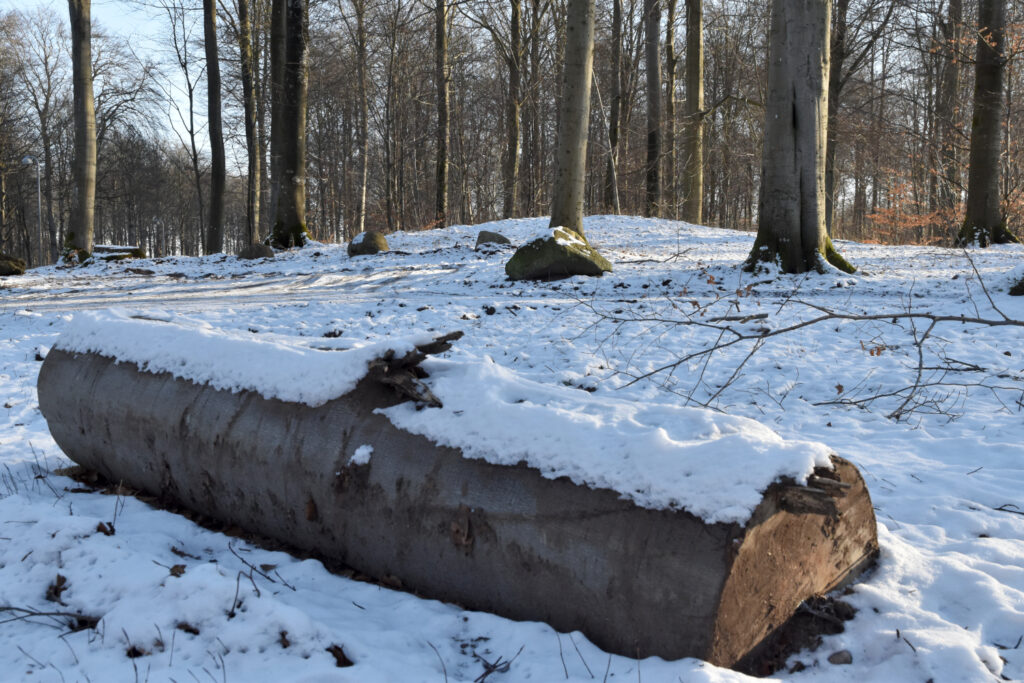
top-left (37, 332), bottom-right (877, 668)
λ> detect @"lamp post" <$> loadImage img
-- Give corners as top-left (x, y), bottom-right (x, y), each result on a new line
top-left (21, 155), bottom-right (42, 265)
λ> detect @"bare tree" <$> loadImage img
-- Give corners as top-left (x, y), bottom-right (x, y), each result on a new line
top-left (680, 0), bottom-right (702, 224)
top-left (643, 0), bottom-right (661, 216)
top-left (66, 0), bottom-right (96, 258)
top-left (549, 0), bottom-right (595, 235)
top-left (435, 0), bottom-right (449, 227)
top-left (959, 0), bottom-right (1018, 246)
top-left (270, 0), bottom-right (309, 247)
top-left (236, 0), bottom-right (260, 244)
top-left (203, 0), bottom-right (225, 253)
top-left (748, 0), bottom-right (853, 273)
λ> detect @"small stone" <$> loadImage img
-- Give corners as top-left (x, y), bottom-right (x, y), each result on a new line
top-left (475, 230), bottom-right (511, 249)
top-left (0, 252), bottom-right (27, 276)
top-left (505, 228), bottom-right (612, 280)
top-left (238, 243), bottom-right (275, 260)
top-left (348, 231), bottom-right (390, 256)
top-left (827, 650), bottom-right (853, 665)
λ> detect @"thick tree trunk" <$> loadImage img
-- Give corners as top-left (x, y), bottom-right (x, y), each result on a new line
top-left (604, 0), bottom-right (622, 212)
top-left (271, 0), bottom-right (310, 247)
top-left (548, 0), bottom-right (595, 237)
top-left (67, 0), bottom-right (96, 258)
top-left (681, 0), bottom-right (703, 224)
top-left (959, 0), bottom-right (1017, 246)
top-left (749, 0), bottom-right (853, 273)
top-left (502, 0), bottom-right (522, 219)
top-left (237, 0), bottom-right (260, 245)
top-left (644, 0), bottom-right (661, 217)
top-left (435, 0), bottom-right (449, 227)
top-left (204, 0), bottom-right (225, 253)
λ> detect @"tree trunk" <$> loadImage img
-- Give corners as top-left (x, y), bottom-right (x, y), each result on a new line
top-left (355, 0), bottom-right (369, 235)
top-left (549, 0), bottom-right (595, 237)
top-left (237, 0), bottom-right (260, 245)
top-left (748, 0), bottom-right (853, 273)
top-left (934, 0), bottom-right (962, 215)
top-left (502, 0), bottom-right (522, 219)
top-left (204, 0), bottom-right (225, 253)
top-left (268, 0), bottom-right (286, 229)
top-left (67, 0), bottom-right (96, 258)
top-left (271, 0), bottom-right (309, 247)
top-left (823, 0), bottom-right (847, 236)
top-left (604, 0), bottom-right (622, 212)
top-left (664, 0), bottom-right (677, 218)
top-left (959, 0), bottom-right (1016, 246)
top-left (681, 0), bottom-right (703, 224)
top-left (644, 0), bottom-right (661, 217)
top-left (435, 0), bottom-right (449, 227)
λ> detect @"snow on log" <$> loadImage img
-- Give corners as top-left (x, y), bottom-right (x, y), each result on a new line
top-left (37, 312), bottom-right (878, 667)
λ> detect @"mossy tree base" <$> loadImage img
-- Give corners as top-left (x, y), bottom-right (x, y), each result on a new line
top-left (745, 233), bottom-right (855, 275)
top-left (269, 223), bottom-right (309, 250)
top-left (956, 222), bottom-right (1021, 248)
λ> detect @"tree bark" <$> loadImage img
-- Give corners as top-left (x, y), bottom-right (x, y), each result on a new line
top-left (959, 0), bottom-right (1016, 246)
top-left (823, 0), bottom-right (847, 236)
top-left (604, 0), bottom-right (622, 212)
top-left (271, 0), bottom-right (309, 247)
top-left (502, 0), bottom-right (522, 219)
top-left (203, 0), bottom-right (225, 253)
top-left (748, 0), bottom-right (853, 273)
top-left (549, 0), bottom-right (595, 237)
top-left (435, 0), bottom-right (449, 227)
top-left (67, 0), bottom-right (96, 258)
top-left (355, 0), bottom-right (369, 236)
top-left (644, 0), bottom-right (661, 217)
top-left (935, 0), bottom-right (962, 215)
top-left (664, 0), bottom-right (677, 217)
top-left (681, 0), bottom-right (703, 224)
top-left (268, 0), bottom-right (285, 229)
top-left (237, 0), bottom-right (260, 245)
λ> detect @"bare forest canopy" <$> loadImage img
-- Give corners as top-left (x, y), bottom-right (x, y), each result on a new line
top-left (0, 0), bottom-right (1021, 266)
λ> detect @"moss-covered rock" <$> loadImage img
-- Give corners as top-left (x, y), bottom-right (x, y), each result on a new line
top-left (238, 243), bottom-right (275, 260)
top-left (476, 230), bottom-right (511, 249)
top-left (0, 252), bottom-right (26, 276)
top-left (505, 228), bottom-right (612, 280)
top-left (348, 231), bottom-right (390, 256)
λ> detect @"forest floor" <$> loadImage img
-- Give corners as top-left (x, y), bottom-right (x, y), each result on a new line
top-left (1, 215), bottom-right (1023, 682)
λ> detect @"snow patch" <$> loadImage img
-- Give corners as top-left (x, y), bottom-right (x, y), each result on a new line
top-left (53, 309), bottom-right (433, 407)
top-left (381, 358), bottom-right (833, 524)
top-left (350, 444), bottom-right (373, 465)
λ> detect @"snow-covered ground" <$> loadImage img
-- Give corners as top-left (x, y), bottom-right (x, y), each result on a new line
top-left (1, 216), bottom-right (1022, 682)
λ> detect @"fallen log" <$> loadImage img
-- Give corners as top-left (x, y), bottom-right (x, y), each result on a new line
top-left (37, 321), bottom-right (878, 668)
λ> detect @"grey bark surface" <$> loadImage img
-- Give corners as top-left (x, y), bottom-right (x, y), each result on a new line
top-left (664, 0), bottom-right (677, 217)
top-left (237, 0), bottom-right (260, 244)
top-left (548, 0), bottom-right (595, 237)
top-left (960, 0), bottom-right (1017, 246)
top-left (203, 0), bottom-right (225, 254)
top-left (67, 0), bottom-right (96, 257)
top-left (751, 0), bottom-right (852, 273)
top-left (271, 0), bottom-right (310, 247)
top-left (502, 0), bottom-right (522, 219)
top-left (435, 0), bottom-right (449, 227)
top-left (604, 0), bottom-right (622, 211)
top-left (355, 0), bottom-right (369, 236)
top-left (644, 0), bottom-right (661, 217)
top-left (681, 0), bottom-right (703, 224)
top-left (39, 347), bottom-right (878, 667)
